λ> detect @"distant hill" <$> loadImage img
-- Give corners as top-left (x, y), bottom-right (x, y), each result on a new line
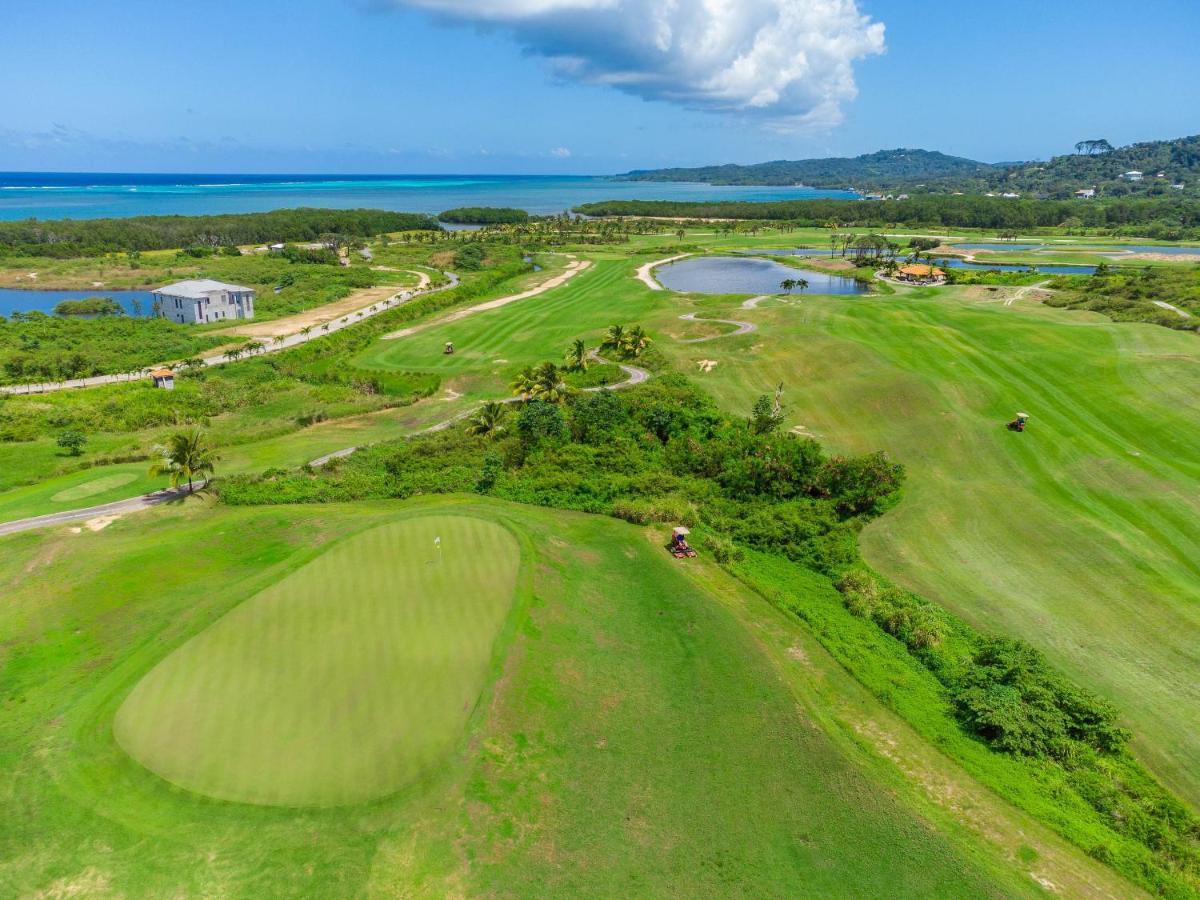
top-left (620, 148), bottom-right (997, 190)
top-left (621, 136), bottom-right (1200, 199)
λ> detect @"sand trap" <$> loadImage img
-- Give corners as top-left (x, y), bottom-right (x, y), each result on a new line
top-left (697, 360), bottom-right (719, 373)
top-left (635, 254), bottom-right (691, 290)
top-left (84, 514), bottom-right (121, 532)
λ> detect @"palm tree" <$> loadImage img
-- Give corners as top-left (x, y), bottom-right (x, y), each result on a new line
top-left (780, 278), bottom-right (797, 294)
top-left (794, 278), bottom-right (809, 294)
top-left (273, 335), bottom-right (286, 349)
top-left (510, 366), bottom-right (539, 400)
top-left (601, 325), bottom-right (627, 356)
top-left (531, 361), bottom-right (569, 403)
top-left (243, 340), bottom-right (264, 356)
top-left (623, 326), bottom-right (651, 358)
top-left (149, 428), bottom-right (219, 494)
top-left (300, 326), bottom-right (313, 340)
top-left (226, 347), bottom-right (243, 362)
top-left (322, 323), bottom-right (331, 333)
top-left (466, 401), bottom-right (509, 437)
top-left (564, 338), bottom-right (589, 372)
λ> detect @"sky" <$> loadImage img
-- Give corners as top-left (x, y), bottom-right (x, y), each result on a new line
top-left (1, 0), bottom-right (1197, 174)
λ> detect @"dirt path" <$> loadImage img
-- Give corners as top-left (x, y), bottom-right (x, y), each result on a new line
top-left (635, 254), bottom-right (691, 291)
top-left (0, 272), bottom-right (459, 395)
top-left (1008, 279), bottom-right (1053, 307)
top-left (676, 313), bottom-right (757, 343)
top-left (382, 259), bottom-right (591, 341)
top-left (741, 295), bottom-right (772, 309)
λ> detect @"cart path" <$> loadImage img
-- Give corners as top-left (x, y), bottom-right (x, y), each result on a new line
top-left (1152, 299), bottom-right (1193, 318)
top-left (741, 295), bottom-right (773, 309)
top-left (635, 254), bottom-right (691, 290)
top-left (381, 259), bottom-right (591, 340)
top-left (0, 272), bottom-right (460, 395)
top-left (0, 482), bottom-right (206, 538)
top-left (312, 350), bottom-right (649, 462)
top-left (677, 312), bottom-right (757, 343)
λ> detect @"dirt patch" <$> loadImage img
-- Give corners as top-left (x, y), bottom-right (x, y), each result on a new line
top-left (83, 515), bottom-right (121, 532)
top-left (32, 866), bottom-right (113, 898)
top-left (430, 251), bottom-right (455, 268)
top-left (212, 284), bottom-right (402, 338)
top-left (697, 359), bottom-right (718, 373)
top-left (797, 256), bottom-right (855, 272)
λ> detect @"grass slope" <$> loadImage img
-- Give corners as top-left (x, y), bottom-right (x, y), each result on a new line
top-left (655, 285), bottom-right (1200, 805)
top-left (0, 498), bottom-right (1027, 897)
top-left (115, 514), bottom-right (519, 807)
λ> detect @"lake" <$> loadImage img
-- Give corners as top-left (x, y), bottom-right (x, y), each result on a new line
top-left (952, 243), bottom-right (1044, 252)
top-left (933, 258), bottom-right (1096, 276)
top-left (0, 172), bottom-right (859, 221)
top-left (655, 256), bottom-right (869, 295)
top-left (0, 288), bottom-right (158, 317)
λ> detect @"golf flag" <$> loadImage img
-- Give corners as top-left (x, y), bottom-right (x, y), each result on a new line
top-left (434, 536), bottom-right (441, 550)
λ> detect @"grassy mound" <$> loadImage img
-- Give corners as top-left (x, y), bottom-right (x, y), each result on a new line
top-left (114, 514), bottom-right (520, 806)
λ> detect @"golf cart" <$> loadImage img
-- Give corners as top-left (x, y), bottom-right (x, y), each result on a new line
top-left (444, 341), bottom-right (455, 355)
top-left (1007, 412), bottom-right (1030, 433)
top-left (669, 526), bottom-right (697, 559)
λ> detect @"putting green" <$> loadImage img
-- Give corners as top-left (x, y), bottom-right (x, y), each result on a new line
top-left (50, 472), bottom-right (138, 504)
top-left (114, 514), bottom-right (520, 807)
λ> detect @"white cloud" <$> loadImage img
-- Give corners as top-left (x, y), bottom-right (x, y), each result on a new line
top-left (391, 0), bottom-right (884, 130)
top-left (549, 146), bottom-right (572, 157)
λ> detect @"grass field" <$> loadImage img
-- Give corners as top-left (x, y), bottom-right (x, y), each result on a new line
top-left (115, 514), bottom-right (520, 807)
top-left (0, 496), bottom-right (1078, 896)
top-left (652, 282), bottom-right (1200, 806)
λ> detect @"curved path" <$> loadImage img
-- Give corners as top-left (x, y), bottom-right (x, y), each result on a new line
top-left (313, 350), bottom-right (648, 463)
top-left (676, 312), bottom-right (757, 343)
top-left (0, 272), bottom-right (460, 396)
top-left (0, 482), bottom-right (205, 538)
top-left (382, 259), bottom-right (591, 340)
top-left (635, 254), bottom-right (691, 291)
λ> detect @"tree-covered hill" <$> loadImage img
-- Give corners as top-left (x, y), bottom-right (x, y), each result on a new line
top-left (621, 135), bottom-right (1200, 199)
top-left (619, 148), bottom-right (998, 189)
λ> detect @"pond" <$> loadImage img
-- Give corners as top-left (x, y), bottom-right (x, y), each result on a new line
top-left (0, 288), bottom-right (158, 318)
top-left (952, 243), bottom-right (1044, 252)
top-left (655, 256), bottom-right (869, 295)
top-left (933, 258), bottom-right (1096, 276)
top-left (1101, 245), bottom-right (1200, 257)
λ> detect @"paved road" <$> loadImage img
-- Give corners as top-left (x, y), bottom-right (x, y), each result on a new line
top-left (0, 482), bottom-right (205, 538)
top-left (677, 312), bottom-right (757, 343)
top-left (0, 273), bottom-right (459, 395)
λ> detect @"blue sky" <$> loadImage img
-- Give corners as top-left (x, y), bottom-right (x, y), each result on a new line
top-left (1, 0), bottom-right (1197, 173)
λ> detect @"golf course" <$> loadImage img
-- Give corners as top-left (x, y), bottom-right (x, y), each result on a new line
top-left (2, 221), bottom-right (1198, 897)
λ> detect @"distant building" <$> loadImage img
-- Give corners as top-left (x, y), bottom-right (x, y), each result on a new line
top-left (153, 279), bottom-right (255, 324)
top-left (897, 264), bottom-right (946, 284)
top-left (1001, 192), bottom-right (1021, 199)
top-left (1074, 189), bottom-right (1097, 199)
top-left (268, 243), bottom-right (286, 252)
top-left (1172, 183), bottom-right (1186, 190)
top-left (1121, 171), bottom-right (1144, 182)
top-left (149, 368), bottom-right (176, 390)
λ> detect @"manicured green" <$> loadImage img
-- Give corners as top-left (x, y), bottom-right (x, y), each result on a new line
top-left (115, 514), bottom-right (520, 807)
top-left (0, 499), bottom-right (1027, 896)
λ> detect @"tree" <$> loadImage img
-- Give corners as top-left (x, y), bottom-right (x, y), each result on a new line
top-left (149, 428), bottom-right (219, 494)
top-left (622, 325), bottom-right (651, 358)
top-left (780, 278), bottom-right (797, 294)
top-left (56, 429), bottom-right (87, 456)
top-left (600, 325), bottom-right (627, 356)
top-left (793, 277), bottom-right (809, 294)
top-left (466, 401), bottom-right (509, 438)
top-left (531, 361), bottom-right (569, 404)
top-left (564, 338), bottom-right (589, 372)
top-left (510, 366), bottom-right (539, 400)
top-left (300, 326), bottom-right (313, 340)
top-left (749, 383), bottom-right (785, 434)
top-left (516, 401), bottom-right (567, 446)
top-left (1074, 139), bottom-right (1114, 156)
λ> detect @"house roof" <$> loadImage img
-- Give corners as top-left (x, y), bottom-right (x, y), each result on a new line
top-left (153, 279), bottom-right (253, 298)
top-left (899, 264), bottom-right (945, 277)
top-left (149, 368), bottom-right (175, 378)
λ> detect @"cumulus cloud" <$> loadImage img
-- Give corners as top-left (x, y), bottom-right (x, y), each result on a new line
top-left (391, 0), bottom-right (884, 130)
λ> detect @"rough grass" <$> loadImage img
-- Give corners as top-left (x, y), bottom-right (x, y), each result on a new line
top-left (114, 514), bottom-right (520, 807)
top-left (0, 498), bottom-right (1028, 897)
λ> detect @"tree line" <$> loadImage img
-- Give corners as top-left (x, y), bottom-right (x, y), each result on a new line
top-left (0, 208), bottom-right (441, 258)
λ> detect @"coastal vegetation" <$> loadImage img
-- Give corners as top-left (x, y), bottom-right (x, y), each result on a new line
top-left (1046, 265), bottom-right (1200, 330)
top-left (52, 296), bottom-right (124, 316)
top-left (0, 208), bottom-right (440, 257)
top-left (439, 206), bottom-right (530, 224)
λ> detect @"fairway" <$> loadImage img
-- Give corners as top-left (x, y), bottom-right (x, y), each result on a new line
top-left (114, 514), bottom-right (520, 807)
top-left (654, 286), bottom-right (1200, 803)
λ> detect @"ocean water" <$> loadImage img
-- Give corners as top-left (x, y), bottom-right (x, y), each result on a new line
top-left (0, 172), bottom-right (859, 221)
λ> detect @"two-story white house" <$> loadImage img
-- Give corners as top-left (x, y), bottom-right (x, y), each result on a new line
top-left (153, 279), bottom-right (256, 324)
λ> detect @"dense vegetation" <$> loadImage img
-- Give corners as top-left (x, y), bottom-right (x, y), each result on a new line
top-left (439, 207), bottom-right (530, 224)
top-left (52, 296), bottom-right (125, 317)
top-left (0, 208), bottom-right (440, 257)
top-left (621, 148), bottom-right (997, 189)
top-left (575, 195), bottom-right (1200, 238)
top-left (624, 134), bottom-right (1200, 199)
top-left (0, 313), bottom-right (225, 384)
top-left (219, 371), bottom-right (1200, 897)
top-left (1045, 265), bottom-right (1200, 331)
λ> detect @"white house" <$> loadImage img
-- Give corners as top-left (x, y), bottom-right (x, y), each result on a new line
top-left (1122, 171), bottom-right (1144, 182)
top-left (153, 279), bottom-right (255, 324)
top-left (1074, 188), bottom-right (1096, 199)
top-left (149, 368), bottom-right (176, 389)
